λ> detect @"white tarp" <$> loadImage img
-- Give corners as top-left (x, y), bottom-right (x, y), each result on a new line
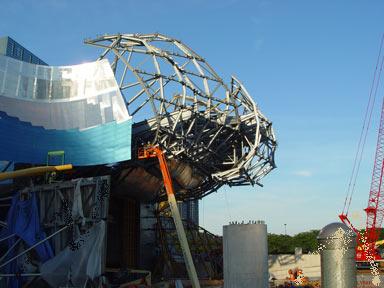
top-left (40, 220), bottom-right (106, 287)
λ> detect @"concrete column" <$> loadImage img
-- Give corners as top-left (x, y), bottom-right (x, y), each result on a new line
top-left (317, 222), bottom-right (357, 288)
top-left (223, 221), bottom-right (268, 288)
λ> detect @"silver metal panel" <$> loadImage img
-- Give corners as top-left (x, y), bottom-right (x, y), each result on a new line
top-left (0, 55), bottom-right (130, 130)
top-left (223, 221), bottom-right (268, 288)
top-left (318, 222), bottom-right (357, 288)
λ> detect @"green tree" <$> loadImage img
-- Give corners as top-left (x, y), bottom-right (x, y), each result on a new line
top-left (268, 233), bottom-right (294, 254)
top-left (268, 230), bottom-right (320, 254)
top-left (292, 230), bottom-right (319, 253)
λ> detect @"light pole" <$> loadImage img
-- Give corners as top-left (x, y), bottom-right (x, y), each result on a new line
top-left (284, 223), bottom-right (287, 235)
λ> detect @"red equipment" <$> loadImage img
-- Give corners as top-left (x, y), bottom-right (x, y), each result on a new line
top-left (138, 144), bottom-right (201, 288)
top-left (339, 35), bottom-right (384, 263)
top-left (340, 97), bottom-right (384, 262)
top-left (138, 145), bottom-right (174, 197)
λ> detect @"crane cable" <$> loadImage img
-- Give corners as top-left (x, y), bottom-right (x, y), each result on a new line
top-left (343, 35), bottom-right (384, 215)
top-left (346, 54), bottom-right (384, 214)
top-left (343, 34), bottom-right (384, 216)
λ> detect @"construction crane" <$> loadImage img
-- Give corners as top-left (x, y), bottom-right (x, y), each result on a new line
top-left (339, 35), bottom-right (384, 263)
top-left (340, 97), bottom-right (384, 263)
top-left (340, 97), bottom-right (384, 262)
top-left (138, 145), bottom-right (201, 288)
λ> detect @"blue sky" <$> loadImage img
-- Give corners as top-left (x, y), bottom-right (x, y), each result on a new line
top-left (1, 0), bottom-right (384, 235)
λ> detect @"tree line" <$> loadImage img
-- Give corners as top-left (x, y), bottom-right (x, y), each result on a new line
top-left (267, 228), bottom-right (384, 254)
top-left (268, 230), bottom-right (320, 254)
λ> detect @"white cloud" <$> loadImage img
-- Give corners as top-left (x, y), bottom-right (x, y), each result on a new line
top-left (253, 38), bottom-right (264, 51)
top-left (293, 170), bottom-right (312, 177)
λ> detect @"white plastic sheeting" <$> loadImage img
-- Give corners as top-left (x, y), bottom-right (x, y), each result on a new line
top-left (0, 55), bottom-right (130, 130)
top-left (40, 220), bottom-right (106, 287)
top-left (71, 179), bottom-right (86, 227)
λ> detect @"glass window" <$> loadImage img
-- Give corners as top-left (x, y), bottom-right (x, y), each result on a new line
top-left (62, 85), bottom-right (71, 99)
top-left (6, 39), bottom-right (15, 56)
top-left (51, 80), bottom-right (64, 99)
top-left (0, 57), bottom-right (6, 72)
top-left (4, 73), bottom-right (18, 96)
top-left (0, 70), bottom-right (4, 93)
top-left (36, 79), bottom-right (49, 99)
top-left (18, 76), bottom-right (29, 98)
top-left (13, 45), bottom-right (23, 60)
top-left (36, 65), bottom-right (50, 80)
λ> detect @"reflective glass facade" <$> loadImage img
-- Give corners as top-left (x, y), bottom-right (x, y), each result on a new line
top-left (0, 36), bottom-right (47, 65)
top-left (0, 55), bottom-right (132, 166)
top-left (0, 55), bottom-right (129, 129)
top-left (178, 200), bottom-right (199, 226)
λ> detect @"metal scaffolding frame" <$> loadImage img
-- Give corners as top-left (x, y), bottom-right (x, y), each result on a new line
top-left (85, 33), bottom-right (277, 200)
top-left (153, 212), bottom-right (223, 281)
top-left (0, 176), bottom-right (110, 287)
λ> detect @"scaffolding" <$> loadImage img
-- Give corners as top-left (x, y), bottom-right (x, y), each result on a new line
top-left (0, 176), bottom-right (110, 287)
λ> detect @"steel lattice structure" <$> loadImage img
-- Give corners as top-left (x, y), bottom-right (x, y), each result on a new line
top-left (85, 33), bottom-right (276, 200)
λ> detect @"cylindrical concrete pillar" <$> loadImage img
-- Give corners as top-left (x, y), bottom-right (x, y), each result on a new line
top-left (317, 222), bottom-right (357, 288)
top-left (223, 221), bottom-right (268, 288)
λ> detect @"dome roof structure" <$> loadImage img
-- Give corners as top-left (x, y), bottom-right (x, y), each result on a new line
top-left (85, 33), bottom-right (277, 200)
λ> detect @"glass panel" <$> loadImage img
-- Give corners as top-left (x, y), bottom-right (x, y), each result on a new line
top-left (51, 80), bottom-right (64, 99)
top-left (4, 73), bottom-right (18, 96)
top-left (0, 55), bottom-right (130, 130)
top-left (36, 79), bottom-right (49, 99)
top-left (19, 76), bottom-right (29, 98)
top-left (0, 71), bottom-right (4, 92)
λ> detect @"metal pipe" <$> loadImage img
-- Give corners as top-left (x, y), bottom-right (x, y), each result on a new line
top-left (0, 273), bottom-right (40, 277)
top-left (0, 238), bottom-right (21, 263)
top-left (0, 234), bottom-right (15, 243)
top-left (0, 224), bottom-right (70, 269)
top-left (317, 222), bottom-right (357, 288)
top-left (168, 193), bottom-right (201, 288)
top-left (0, 164), bottom-right (73, 182)
top-left (139, 146), bottom-right (200, 288)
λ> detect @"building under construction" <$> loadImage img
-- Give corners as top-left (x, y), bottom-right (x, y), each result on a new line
top-left (0, 33), bottom-right (276, 287)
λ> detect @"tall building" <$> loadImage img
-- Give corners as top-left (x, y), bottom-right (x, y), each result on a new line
top-left (0, 36), bottom-right (47, 65)
top-left (0, 36), bottom-right (47, 175)
top-left (178, 200), bottom-right (199, 226)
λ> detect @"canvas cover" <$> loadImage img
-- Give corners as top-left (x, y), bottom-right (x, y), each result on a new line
top-left (40, 220), bottom-right (106, 287)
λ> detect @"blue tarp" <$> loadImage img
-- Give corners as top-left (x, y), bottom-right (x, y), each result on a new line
top-left (1, 191), bottom-right (53, 288)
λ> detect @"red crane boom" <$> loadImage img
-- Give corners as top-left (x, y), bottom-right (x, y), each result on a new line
top-left (340, 97), bottom-right (384, 262)
top-left (339, 35), bottom-right (384, 263)
top-left (365, 97), bottom-right (384, 249)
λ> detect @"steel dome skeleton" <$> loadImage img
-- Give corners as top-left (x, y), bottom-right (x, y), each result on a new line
top-left (85, 33), bottom-right (276, 199)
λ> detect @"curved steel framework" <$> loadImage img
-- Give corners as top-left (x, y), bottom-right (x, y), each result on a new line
top-left (85, 33), bottom-right (276, 199)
